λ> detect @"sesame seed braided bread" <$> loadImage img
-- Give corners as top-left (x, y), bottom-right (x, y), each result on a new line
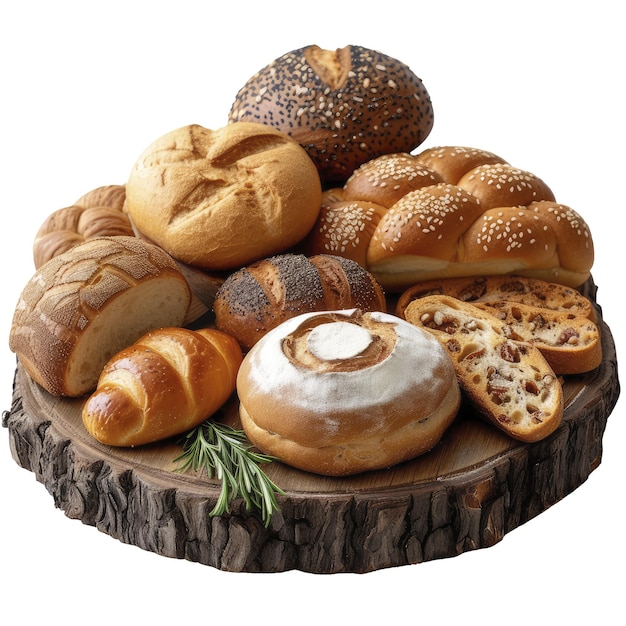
top-left (306, 146), bottom-right (594, 292)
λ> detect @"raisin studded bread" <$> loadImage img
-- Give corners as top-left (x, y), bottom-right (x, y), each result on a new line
top-left (396, 275), bottom-right (595, 322)
top-left (404, 295), bottom-right (563, 442)
top-left (474, 300), bottom-right (602, 375)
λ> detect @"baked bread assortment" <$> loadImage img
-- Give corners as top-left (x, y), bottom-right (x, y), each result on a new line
top-left (9, 236), bottom-right (192, 397)
top-left (306, 147), bottom-right (594, 291)
top-left (228, 45), bottom-right (434, 184)
top-left (236, 309), bottom-right (461, 475)
top-left (213, 253), bottom-right (387, 350)
top-left (8, 44), bottom-right (606, 480)
top-left (125, 122), bottom-right (322, 271)
top-left (83, 327), bottom-right (242, 446)
top-left (33, 184), bottom-right (132, 269)
top-left (403, 295), bottom-right (564, 443)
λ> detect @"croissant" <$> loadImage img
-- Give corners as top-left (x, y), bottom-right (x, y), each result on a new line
top-left (82, 327), bottom-right (243, 447)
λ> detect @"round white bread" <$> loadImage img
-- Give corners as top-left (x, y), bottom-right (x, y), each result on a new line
top-left (125, 122), bottom-right (322, 271)
top-left (9, 236), bottom-right (192, 397)
top-left (228, 45), bottom-right (434, 184)
top-left (237, 309), bottom-right (461, 476)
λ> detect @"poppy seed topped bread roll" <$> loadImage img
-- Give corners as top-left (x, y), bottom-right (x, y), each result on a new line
top-left (213, 253), bottom-right (386, 350)
top-left (228, 45), bottom-right (434, 183)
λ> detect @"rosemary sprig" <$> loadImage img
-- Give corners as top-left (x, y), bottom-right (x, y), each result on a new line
top-left (174, 421), bottom-right (284, 527)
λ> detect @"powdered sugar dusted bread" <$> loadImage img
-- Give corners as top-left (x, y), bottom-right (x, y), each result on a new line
top-left (237, 309), bottom-right (461, 476)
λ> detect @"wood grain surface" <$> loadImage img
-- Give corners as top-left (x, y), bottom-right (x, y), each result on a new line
top-left (3, 279), bottom-right (620, 574)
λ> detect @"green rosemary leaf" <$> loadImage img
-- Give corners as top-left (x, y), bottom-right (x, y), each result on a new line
top-left (174, 420), bottom-right (283, 526)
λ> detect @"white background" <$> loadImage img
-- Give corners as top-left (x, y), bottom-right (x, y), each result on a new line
top-left (1, 1), bottom-right (623, 623)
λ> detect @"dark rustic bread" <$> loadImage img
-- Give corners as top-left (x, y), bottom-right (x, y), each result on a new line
top-left (213, 253), bottom-right (386, 350)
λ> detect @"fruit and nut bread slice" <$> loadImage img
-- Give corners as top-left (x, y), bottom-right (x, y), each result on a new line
top-left (474, 300), bottom-right (602, 375)
top-left (396, 275), bottom-right (596, 322)
top-left (404, 295), bottom-right (563, 443)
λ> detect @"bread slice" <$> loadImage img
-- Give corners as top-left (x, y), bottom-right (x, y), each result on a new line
top-left (474, 300), bottom-right (602, 375)
top-left (9, 236), bottom-right (191, 397)
top-left (396, 275), bottom-right (595, 322)
top-left (404, 295), bottom-right (563, 442)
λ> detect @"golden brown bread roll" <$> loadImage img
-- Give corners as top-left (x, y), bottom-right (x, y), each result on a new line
top-left (9, 236), bottom-right (191, 397)
top-left (457, 163), bottom-right (555, 209)
top-left (237, 309), bottom-right (461, 476)
top-left (228, 45), bottom-right (434, 183)
top-left (213, 253), bottom-right (387, 350)
top-left (404, 295), bottom-right (564, 443)
top-left (33, 185), bottom-right (132, 269)
top-left (83, 327), bottom-right (243, 447)
top-left (342, 153), bottom-right (443, 208)
top-left (125, 122), bottom-right (322, 271)
top-left (306, 146), bottom-right (594, 291)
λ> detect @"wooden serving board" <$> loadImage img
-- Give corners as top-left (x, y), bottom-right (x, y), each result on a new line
top-left (3, 279), bottom-right (620, 574)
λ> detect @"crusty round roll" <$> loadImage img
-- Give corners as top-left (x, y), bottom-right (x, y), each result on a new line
top-left (125, 122), bottom-right (322, 271)
top-left (237, 309), bottom-right (461, 476)
top-left (213, 253), bottom-right (386, 350)
top-left (33, 185), bottom-right (132, 269)
top-left (306, 146), bottom-right (594, 291)
top-left (228, 45), bottom-right (434, 183)
top-left (83, 327), bottom-right (243, 447)
top-left (9, 236), bottom-right (191, 397)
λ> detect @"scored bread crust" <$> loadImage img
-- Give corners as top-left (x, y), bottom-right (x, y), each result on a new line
top-left (82, 327), bottom-right (242, 447)
top-left (9, 236), bottom-right (191, 397)
top-left (404, 295), bottom-right (564, 443)
top-left (125, 122), bottom-right (322, 271)
top-left (228, 45), bottom-right (434, 183)
top-left (236, 309), bottom-right (461, 476)
top-left (213, 253), bottom-right (387, 350)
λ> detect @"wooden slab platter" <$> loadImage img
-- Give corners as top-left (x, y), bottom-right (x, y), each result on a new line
top-left (2, 277), bottom-right (620, 574)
